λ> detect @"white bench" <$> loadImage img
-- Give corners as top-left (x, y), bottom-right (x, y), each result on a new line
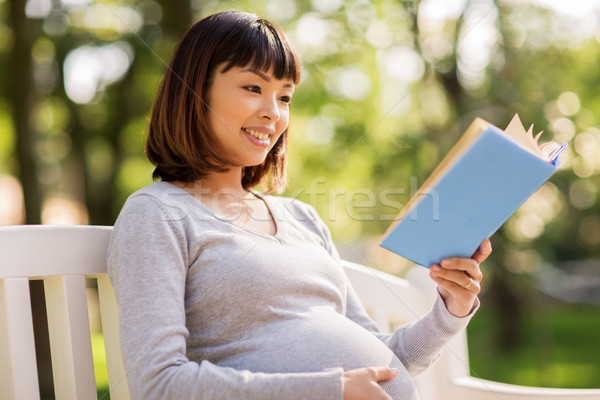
top-left (1, 225), bottom-right (599, 400)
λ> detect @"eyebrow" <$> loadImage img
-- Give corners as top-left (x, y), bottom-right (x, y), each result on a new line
top-left (243, 68), bottom-right (295, 88)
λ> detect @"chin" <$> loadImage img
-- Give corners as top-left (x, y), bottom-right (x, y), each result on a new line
top-left (235, 156), bottom-right (268, 168)
top-left (244, 153), bottom-right (270, 167)
top-left (246, 159), bottom-right (267, 167)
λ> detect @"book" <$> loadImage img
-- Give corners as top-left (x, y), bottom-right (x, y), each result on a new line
top-left (379, 114), bottom-right (567, 268)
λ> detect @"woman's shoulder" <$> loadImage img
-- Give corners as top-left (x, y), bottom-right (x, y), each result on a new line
top-left (117, 181), bottom-right (191, 224)
top-left (127, 181), bottom-right (185, 203)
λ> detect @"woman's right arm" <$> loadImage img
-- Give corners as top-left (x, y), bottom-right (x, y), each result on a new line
top-left (107, 194), bottom-right (344, 400)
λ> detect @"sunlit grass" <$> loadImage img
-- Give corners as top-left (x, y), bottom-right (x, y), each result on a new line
top-left (92, 331), bottom-right (110, 399)
top-left (468, 301), bottom-right (600, 389)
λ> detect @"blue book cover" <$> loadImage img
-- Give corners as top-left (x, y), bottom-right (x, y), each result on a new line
top-left (380, 117), bottom-right (565, 268)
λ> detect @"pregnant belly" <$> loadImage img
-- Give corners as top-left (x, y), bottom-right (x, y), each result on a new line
top-left (213, 306), bottom-right (418, 399)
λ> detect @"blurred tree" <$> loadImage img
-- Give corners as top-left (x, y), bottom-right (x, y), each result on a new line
top-left (8, 0), bottom-right (40, 224)
top-left (83, 0), bottom-right (192, 224)
top-left (58, 0), bottom-right (193, 225)
top-left (5, 0), bottom-right (55, 397)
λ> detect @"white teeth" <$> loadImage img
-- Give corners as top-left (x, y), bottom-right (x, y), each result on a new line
top-left (245, 128), bottom-right (269, 141)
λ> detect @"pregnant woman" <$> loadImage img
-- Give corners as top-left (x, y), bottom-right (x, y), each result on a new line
top-left (107, 10), bottom-right (490, 400)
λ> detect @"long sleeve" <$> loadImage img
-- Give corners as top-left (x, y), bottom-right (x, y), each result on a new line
top-left (345, 282), bottom-right (478, 377)
top-left (107, 194), bottom-right (344, 400)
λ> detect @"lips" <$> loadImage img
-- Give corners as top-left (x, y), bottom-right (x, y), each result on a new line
top-left (242, 127), bottom-right (272, 148)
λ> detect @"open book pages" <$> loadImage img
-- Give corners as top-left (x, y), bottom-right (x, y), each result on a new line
top-left (504, 113), bottom-right (565, 162)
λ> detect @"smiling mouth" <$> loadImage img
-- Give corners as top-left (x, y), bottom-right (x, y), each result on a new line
top-left (243, 128), bottom-right (270, 141)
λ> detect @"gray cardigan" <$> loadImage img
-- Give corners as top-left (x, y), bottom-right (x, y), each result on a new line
top-left (107, 182), bottom-right (477, 400)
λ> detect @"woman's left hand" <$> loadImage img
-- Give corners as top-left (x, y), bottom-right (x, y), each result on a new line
top-left (429, 239), bottom-right (492, 317)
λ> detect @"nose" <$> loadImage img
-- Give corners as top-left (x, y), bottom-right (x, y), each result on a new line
top-left (260, 96), bottom-right (280, 121)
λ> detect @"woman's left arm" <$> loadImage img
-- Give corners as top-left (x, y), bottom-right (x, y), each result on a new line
top-left (429, 238), bottom-right (492, 317)
top-left (343, 239), bottom-right (492, 377)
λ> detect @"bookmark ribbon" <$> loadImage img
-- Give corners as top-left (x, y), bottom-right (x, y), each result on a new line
top-left (551, 142), bottom-right (568, 167)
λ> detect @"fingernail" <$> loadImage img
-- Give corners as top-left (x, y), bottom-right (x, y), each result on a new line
top-left (441, 259), bottom-right (450, 267)
top-left (391, 368), bottom-right (399, 374)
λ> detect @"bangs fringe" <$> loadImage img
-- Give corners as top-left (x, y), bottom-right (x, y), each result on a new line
top-left (221, 19), bottom-right (300, 84)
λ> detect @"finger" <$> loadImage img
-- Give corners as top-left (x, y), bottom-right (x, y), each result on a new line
top-left (431, 270), bottom-right (481, 295)
top-left (461, 275), bottom-right (481, 291)
top-left (431, 265), bottom-right (481, 289)
top-left (471, 238), bottom-right (492, 264)
top-left (369, 366), bottom-right (399, 382)
top-left (439, 258), bottom-right (483, 282)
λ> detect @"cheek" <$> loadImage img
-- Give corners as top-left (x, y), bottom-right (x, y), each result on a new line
top-left (206, 86), bottom-right (244, 128)
top-left (208, 100), bottom-right (237, 134)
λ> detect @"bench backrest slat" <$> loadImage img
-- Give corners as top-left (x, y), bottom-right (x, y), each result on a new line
top-left (97, 275), bottom-right (131, 399)
top-left (0, 277), bottom-right (41, 400)
top-left (44, 275), bottom-right (97, 400)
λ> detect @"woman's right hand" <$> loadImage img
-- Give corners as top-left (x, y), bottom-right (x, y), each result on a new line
top-left (342, 366), bottom-right (399, 400)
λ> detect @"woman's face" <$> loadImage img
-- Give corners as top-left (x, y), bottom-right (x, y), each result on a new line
top-left (206, 64), bottom-right (295, 167)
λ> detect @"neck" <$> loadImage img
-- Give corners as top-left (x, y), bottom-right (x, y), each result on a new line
top-left (174, 167), bottom-right (251, 201)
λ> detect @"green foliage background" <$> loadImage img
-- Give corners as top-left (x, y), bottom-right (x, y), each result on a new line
top-left (1, 0), bottom-right (599, 393)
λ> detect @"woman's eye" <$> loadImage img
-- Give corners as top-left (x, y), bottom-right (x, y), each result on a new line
top-left (244, 85), bottom-right (261, 94)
